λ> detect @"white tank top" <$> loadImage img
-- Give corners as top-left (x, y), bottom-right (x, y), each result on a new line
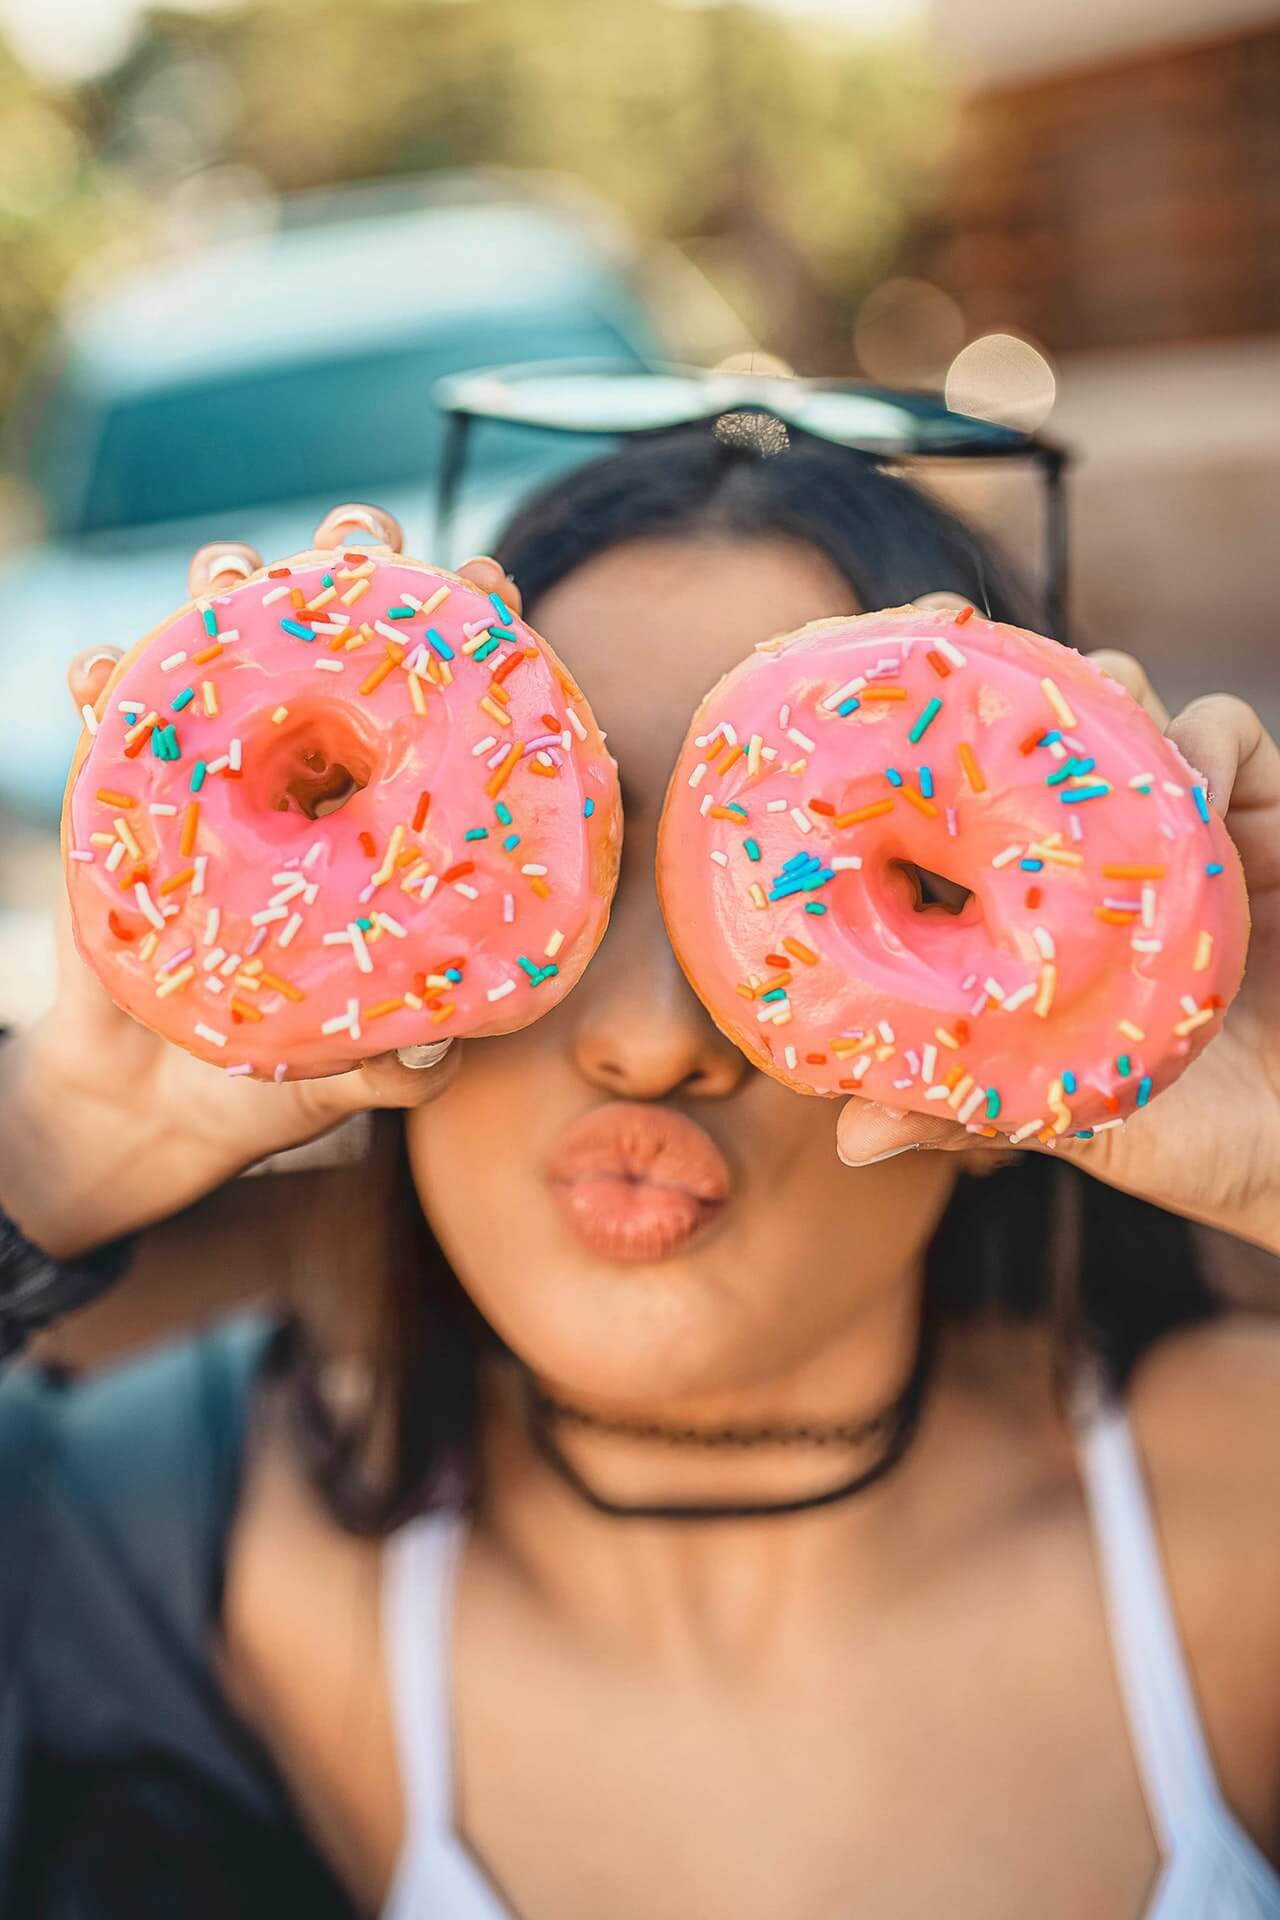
top-left (380, 1400), bottom-right (1280, 1919)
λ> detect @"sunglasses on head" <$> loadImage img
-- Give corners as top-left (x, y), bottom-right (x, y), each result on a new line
top-left (433, 359), bottom-right (1073, 640)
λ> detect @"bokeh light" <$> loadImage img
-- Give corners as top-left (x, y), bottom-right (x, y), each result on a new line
top-left (854, 277), bottom-right (965, 387)
top-left (944, 332), bottom-right (1057, 431)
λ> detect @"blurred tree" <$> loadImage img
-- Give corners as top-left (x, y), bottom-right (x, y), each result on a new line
top-left (80, 0), bottom-right (952, 372)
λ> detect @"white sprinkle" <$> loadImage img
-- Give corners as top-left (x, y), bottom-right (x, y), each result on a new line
top-left (201, 948), bottom-right (225, 972)
top-left (320, 1008), bottom-right (356, 1036)
top-left (279, 912), bottom-right (303, 947)
top-left (787, 728), bottom-right (816, 752)
top-left (374, 912), bottom-right (406, 938)
top-left (502, 892), bottom-right (515, 924)
top-left (69, 847), bottom-right (93, 863)
top-left (206, 755), bottom-right (229, 775)
top-left (135, 882), bottom-right (165, 929)
top-left (455, 883), bottom-right (479, 900)
top-left (878, 1020), bottom-right (895, 1044)
top-left (1009, 1118), bottom-right (1044, 1144)
top-left (225, 1064), bottom-right (253, 1077)
top-left (218, 952), bottom-right (242, 977)
top-left (958, 1086), bottom-right (988, 1124)
top-left (419, 875), bottom-right (439, 904)
top-left (212, 629), bottom-right (240, 645)
top-left (1047, 740), bottom-right (1068, 761)
top-left (202, 909), bottom-right (220, 946)
top-left (984, 977), bottom-right (1005, 1000)
top-left (262, 584), bottom-right (290, 605)
top-left (520, 864), bottom-right (548, 877)
top-left (322, 928), bottom-right (353, 948)
top-left (783, 1045), bottom-right (798, 1070)
top-left (160, 651), bottom-right (186, 672)
top-left (848, 1055), bottom-right (871, 1081)
top-left (1131, 936), bottom-right (1163, 953)
top-left (104, 840), bottom-right (125, 872)
top-left (945, 807), bottom-right (958, 837)
top-left (1093, 1118), bottom-right (1126, 1132)
top-left (148, 802), bottom-right (178, 817)
top-left (566, 707), bottom-right (588, 742)
top-left (829, 855), bottom-right (863, 872)
top-left (80, 703), bottom-right (100, 734)
top-left (194, 1022), bottom-right (227, 1048)
top-left (935, 637), bottom-right (967, 668)
top-left (251, 906), bottom-right (288, 927)
top-left (778, 706), bottom-right (790, 729)
top-left (487, 979), bottom-right (517, 1002)
top-left (820, 676), bottom-right (867, 712)
top-left (922, 1043), bottom-right (938, 1083)
top-left (228, 738), bottom-right (242, 772)
top-left (1180, 992), bottom-right (1200, 1017)
top-left (991, 845), bottom-right (1024, 869)
top-left (925, 1085), bottom-right (951, 1101)
top-left (274, 1063), bottom-right (288, 1082)
top-left (1162, 781), bottom-right (1184, 797)
top-left (315, 658), bottom-right (344, 672)
top-left (303, 841), bottom-right (326, 868)
top-left (472, 735), bottom-right (498, 757)
top-left (348, 923), bottom-right (372, 973)
top-left (710, 849), bottom-right (729, 866)
top-left (1032, 926), bottom-right (1056, 960)
top-left (789, 808), bottom-right (812, 834)
top-left (373, 620), bottom-right (403, 645)
top-left (767, 799), bottom-right (789, 812)
top-left (420, 585), bottom-right (451, 617)
top-left (1141, 885), bottom-right (1156, 928)
top-left (1129, 773), bottom-right (1155, 791)
top-left (687, 762), bottom-right (707, 789)
top-left (1000, 983), bottom-right (1037, 1013)
top-left (699, 794), bottom-right (713, 817)
top-left (118, 700), bottom-right (145, 716)
top-left (545, 929), bottom-right (564, 958)
top-left (192, 854), bottom-right (208, 897)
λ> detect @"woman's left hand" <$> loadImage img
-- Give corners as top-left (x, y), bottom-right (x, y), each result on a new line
top-left (835, 654), bottom-right (1280, 1256)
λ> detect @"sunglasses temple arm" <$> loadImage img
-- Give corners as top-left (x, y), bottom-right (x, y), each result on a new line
top-left (1043, 448), bottom-right (1070, 644)
top-left (435, 410), bottom-right (472, 559)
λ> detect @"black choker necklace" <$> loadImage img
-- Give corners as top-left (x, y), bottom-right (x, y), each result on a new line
top-left (522, 1324), bottom-right (934, 1523)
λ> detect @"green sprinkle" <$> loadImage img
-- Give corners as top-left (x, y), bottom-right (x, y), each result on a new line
top-left (387, 606), bottom-right (415, 619)
top-left (495, 801), bottom-right (513, 826)
top-left (171, 687), bottom-right (194, 712)
top-left (804, 902), bottom-right (827, 915)
top-left (1116, 1054), bottom-right (1131, 1078)
top-left (322, 573), bottom-right (333, 589)
top-left (464, 827), bottom-right (488, 841)
top-left (761, 987), bottom-right (787, 1003)
top-left (191, 761), bottom-right (207, 792)
top-left (985, 1089), bottom-right (1001, 1120)
top-left (744, 838), bottom-right (761, 861)
top-left (355, 916), bottom-right (373, 931)
top-left (473, 636), bottom-right (500, 663)
top-left (201, 608), bottom-right (217, 636)
top-left (908, 696), bottom-right (942, 744)
top-left (487, 625), bottom-right (516, 643)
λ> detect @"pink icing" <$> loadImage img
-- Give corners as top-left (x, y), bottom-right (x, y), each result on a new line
top-left (65, 551), bottom-right (620, 1075)
top-left (658, 607), bottom-right (1249, 1139)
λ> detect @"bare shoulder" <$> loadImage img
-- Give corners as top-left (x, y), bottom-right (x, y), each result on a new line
top-left (1127, 1313), bottom-right (1280, 1494)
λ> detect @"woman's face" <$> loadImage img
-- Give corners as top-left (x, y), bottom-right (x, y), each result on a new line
top-left (407, 537), bottom-right (959, 1407)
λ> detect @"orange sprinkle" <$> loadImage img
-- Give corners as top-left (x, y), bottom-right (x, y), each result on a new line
top-left (783, 938), bottom-right (819, 966)
top-left (442, 861), bottom-right (475, 883)
top-left (954, 605), bottom-right (974, 625)
top-left (364, 997), bottom-right (405, 1021)
top-left (359, 831), bottom-right (377, 857)
top-left (158, 866), bottom-right (195, 895)
top-left (754, 972), bottom-right (792, 994)
top-left (192, 643), bottom-right (222, 666)
top-left (805, 1053), bottom-right (827, 1065)
top-left (431, 1003), bottom-right (457, 1024)
top-left (327, 629), bottom-right (348, 652)
top-left (953, 1020), bottom-right (971, 1045)
top-left (267, 565), bottom-right (292, 577)
top-left (926, 650), bottom-right (952, 677)
top-left (1094, 907), bottom-right (1136, 925)
top-left (485, 745), bottom-right (520, 798)
top-left (1101, 864), bottom-right (1167, 880)
top-left (490, 683), bottom-right (510, 706)
top-left (229, 997), bottom-right (264, 1024)
top-left (290, 587), bottom-right (305, 609)
top-left (180, 803), bottom-right (200, 858)
top-left (540, 712), bottom-right (560, 731)
top-left (528, 760), bottom-right (557, 779)
top-left (900, 786), bottom-right (938, 819)
top-left (413, 790), bottom-right (431, 832)
top-left (943, 1063), bottom-right (965, 1091)
top-left (958, 743), bottom-right (987, 793)
top-left (765, 954), bottom-right (790, 970)
top-left (834, 799), bottom-right (895, 828)
top-left (360, 656), bottom-right (397, 696)
top-left (528, 876), bottom-right (552, 898)
top-left (554, 661), bottom-right (584, 700)
top-left (96, 788), bottom-right (135, 808)
top-left (1018, 730), bottom-right (1043, 756)
top-left (708, 805), bottom-right (746, 820)
top-left (808, 798), bottom-right (836, 817)
top-left (860, 687), bottom-right (907, 702)
top-left (1025, 886), bottom-right (1042, 909)
top-left (491, 649), bottom-right (528, 686)
top-left (717, 743), bottom-right (744, 775)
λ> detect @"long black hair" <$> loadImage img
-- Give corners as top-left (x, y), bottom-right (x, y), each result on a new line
top-left (289, 420), bottom-right (1217, 1532)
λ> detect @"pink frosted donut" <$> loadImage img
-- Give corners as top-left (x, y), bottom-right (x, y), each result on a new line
top-left (64, 548), bottom-right (620, 1077)
top-left (658, 606), bottom-right (1248, 1142)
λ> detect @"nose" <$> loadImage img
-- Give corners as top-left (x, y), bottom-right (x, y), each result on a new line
top-left (571, 885), bottom-right (746, 1103)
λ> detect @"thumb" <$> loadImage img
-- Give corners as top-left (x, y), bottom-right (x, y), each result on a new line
top-left (298, 1040), bottom-right (461, 1123)
top-left (836, 1097), bottom-right (987, 1168)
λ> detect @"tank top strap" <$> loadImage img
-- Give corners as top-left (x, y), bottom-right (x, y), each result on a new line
top-left (1074, 1393), bottom-right (1223, 1851)
top-left (382, 1507), bottom-right (467, 1838)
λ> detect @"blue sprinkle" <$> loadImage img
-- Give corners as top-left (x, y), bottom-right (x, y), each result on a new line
top-left (502, 833), bottom-right (520, 851)
top-left (473, 636), bottom-right (500, 663)
top-left (804, 902), bottom-right (827, 915)
top-left (1045, 756), bottom-right (1096, 788)
top-left (1136, 1076), bottom-right (1152, 1107)
top-left (1192, 785), bottom-right (1211, 824)
top-left (464, 827), bottom-right (488, 841)
top-left (322, 573), bottom-right (333, 590)
top-left (583, 798), bottom-right (595, 818)
top-left (445, 967), bottom-right (463, 984)
top-left (1039, 730), bottom-right (1062, 747)
top-left (487, 625), bottom-right (517, 644)
top-left (495, 801), bottom-right (513, 825)
top-left (744, 839), bottom-right (761, 861)
top-left (516, 955), bottom-right (540, 981)
top-left (1019, 858), bottom-right (1043, 872)
top-left (782, 851), bottom-right (817, 874)
top-left (171, 687), bottom-right (194, 712)
top-left (280, 617), bottom-right (313, 642)
top-left (201, 608), bottom-right (217, 636)
top-left (837, 698), bottom-right (860, 717)
top-left (761, 988), bottom-right (787, 1003)
top-left (489, 591), bottom-right (514, 625)
top-left (1074, 1129), bottom-right (1095, 1140)
top-left (908, 696), bottom-right (942, 744)
top-left (1062, 1070), bottom-right (1077, 1095)
top-left (355, 916), bottom-right (373, 931)
top-left (985, 1089), bottom-right (1001, 1121)
top-left (1059, 784), bottom-right (1111, 804)
top-left (426, 627), bottom-right (454, 661)
top-left (919, 766), bottom-right (934, 799)
top-left (387, 606), bottom-right (416, 619)
top-left (885, 768), bottom-right (904, 788)
top-left (191, 761), bottom-right (207, 792)
top-left (1205, 862), bottom-right (1224, 876)
top-left (1116, 1054), bottom-right (1131, 1077)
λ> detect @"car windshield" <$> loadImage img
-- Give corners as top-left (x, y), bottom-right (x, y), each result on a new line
top-left (28, 315), bottom-right (648, 535)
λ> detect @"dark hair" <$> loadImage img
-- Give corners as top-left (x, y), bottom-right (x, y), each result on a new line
top-left (290, 420), bottom-right (1217, 1532)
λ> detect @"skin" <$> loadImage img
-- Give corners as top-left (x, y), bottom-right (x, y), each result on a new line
top-left (3, 506), bottom-right (1279, 1917)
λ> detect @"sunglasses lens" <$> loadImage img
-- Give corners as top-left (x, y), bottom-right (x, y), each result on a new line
top-left (453, 370), bottom-right (714, 432)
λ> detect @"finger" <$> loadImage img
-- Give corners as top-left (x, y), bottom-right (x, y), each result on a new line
top-left (299, 1039), bottom-right (460, 1122)
top-left (1087, 649), bottom-right (1171, 732)
top-left (911, 590), bottom-right (971, 615)
top-left (1166, 694), bottom-right (1280, 888)
top-left (189, 542), bottom-right (262, 597)
top-left (456, 555), bottom-right (523, 621)
top-left (67, 646), bottom-right (123, 716)
top-left (313, 503), bottom-right (403, 552)
top-left (836, 1097), bottom-right (994, 1168)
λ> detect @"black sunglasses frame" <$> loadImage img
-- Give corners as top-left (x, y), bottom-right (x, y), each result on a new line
top-left (433, 363), bottom-right (1073, 641)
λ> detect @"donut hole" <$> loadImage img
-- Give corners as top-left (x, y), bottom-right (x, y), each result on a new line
top-left (890, 859), bottom-right (973, 917)
top-left (246, 700), bottom-right (379, 825)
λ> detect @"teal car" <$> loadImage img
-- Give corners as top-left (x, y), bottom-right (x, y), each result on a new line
top-left (0, 188), bottom-right (679, 821)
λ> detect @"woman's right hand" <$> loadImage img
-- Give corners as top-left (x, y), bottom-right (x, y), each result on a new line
top-left (0, 508), bottom-right (517, 1259)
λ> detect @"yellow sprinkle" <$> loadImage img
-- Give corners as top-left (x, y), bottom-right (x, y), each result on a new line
top-left (544, 930), bottom-right (565, 958)
top-left (935, 1027), bottom-right (961, 1049)
top-left (408, 672), bottom-right (427, 717)
top-left (1041, 677), bottom-right (1078, 730)
top-left (1193, 930), bottom-right (1213, 972)
top-left (420, 584), bottom-right (451, 618)
top-left (748, 883), bottom-right (768, 910)
top-left (1174, 1006), bottom-right (1215, 1037)
top-left (271, 706), bottom-right (289, 725)
top-left (340, 576), bottom-right (371, 607)
top-left (1117, 1019), bottom-right (1146, 1042)
top-left (138, 931), bottom-right (159, 963)
top-left (480, 696), bottom-right (512, 728)
top-left (371, 823), bottom-right (405, 887)
top-left (947, 1073), bottom-right (974, 1111)
top-left (154, 963), bottom-right (195, 998)
top-left (306, 585), bottom-right (337, 612)
top-left (201, 680), bottom-right (219, 717)
top-left (1034, 963), bottom-right (1057, 1017)
top-left (114, 816), bottom-right (142, 862)
top-left (89, 832), bottom-right (116, 847)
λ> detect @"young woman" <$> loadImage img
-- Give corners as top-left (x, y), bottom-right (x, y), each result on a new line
top-left (2, 424), bottom-right (1278, 1918)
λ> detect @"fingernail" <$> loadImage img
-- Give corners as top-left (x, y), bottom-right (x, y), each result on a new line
top-left (838, 1142), bottom-right (920, 1168)
top-left (396, 1041), bottom-right (452, 1070)
top-left (81, 651), bottom-right (119, 674)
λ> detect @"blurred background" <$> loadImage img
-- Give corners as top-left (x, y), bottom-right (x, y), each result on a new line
top-left (1, 0), bottom-right (1277, 1013)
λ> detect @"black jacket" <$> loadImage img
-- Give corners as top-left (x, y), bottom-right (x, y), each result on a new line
top-left (0, 1320), bottom-right (355, 1917)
